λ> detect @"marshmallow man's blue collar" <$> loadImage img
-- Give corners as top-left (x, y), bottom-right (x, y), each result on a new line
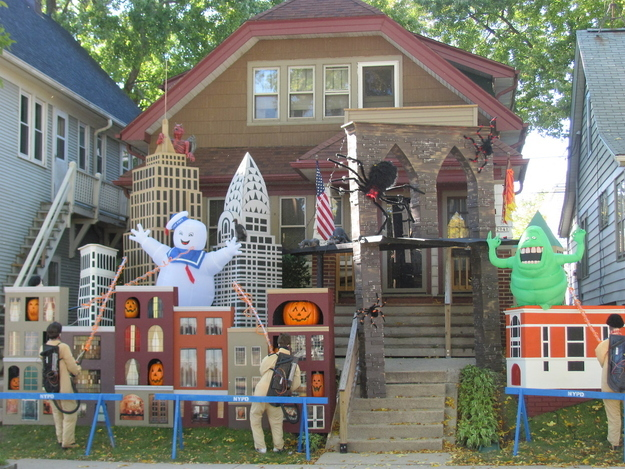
top-left (167, 247), bottom-right (206, 267)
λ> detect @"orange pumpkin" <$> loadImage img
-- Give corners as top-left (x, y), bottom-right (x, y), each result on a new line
top-left (283, 301), bottom-right (320, 325)
top-left (311, 372), bottom-right (324, 397)
top-left (125, 298), bottom-right (139, 318)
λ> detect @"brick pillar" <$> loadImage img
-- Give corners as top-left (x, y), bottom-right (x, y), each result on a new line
top-left (344, 124), bottom-right (386, 398)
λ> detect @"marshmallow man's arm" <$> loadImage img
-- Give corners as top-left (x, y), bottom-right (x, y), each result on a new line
top-left (204, 237), bottom-right (242, 274)
top-left (129, 224), bottom-right (169, 265)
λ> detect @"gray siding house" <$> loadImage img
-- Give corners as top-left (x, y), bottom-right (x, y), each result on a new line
top-left (0, 0), bottom-right (140, 352)
top-left (560, 29), bottom-right (625, 305)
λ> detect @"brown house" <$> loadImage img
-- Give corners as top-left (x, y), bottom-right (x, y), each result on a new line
top-left (118, 0), bottom-right (528, 373)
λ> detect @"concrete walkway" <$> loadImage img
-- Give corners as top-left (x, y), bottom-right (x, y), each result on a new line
top-left (7, 451), bottom-right (625, 469)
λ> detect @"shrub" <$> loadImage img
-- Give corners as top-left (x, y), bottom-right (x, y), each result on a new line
top-left (282, 254), bottom-right (310, 288)
top-left (456, 364), bottom-right (500, 449)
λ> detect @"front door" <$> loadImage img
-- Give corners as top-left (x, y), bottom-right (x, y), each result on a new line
top-left (53, 111), bottom-right (68, 196)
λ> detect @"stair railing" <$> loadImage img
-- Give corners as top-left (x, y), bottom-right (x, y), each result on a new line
top-left (14, 162), bottom-right (77, 286)
top-left (337, 315), bottom-right (360, 453)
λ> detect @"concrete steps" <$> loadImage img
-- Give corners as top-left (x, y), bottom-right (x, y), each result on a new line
top-left (327, 362), bottom-right (466, 453)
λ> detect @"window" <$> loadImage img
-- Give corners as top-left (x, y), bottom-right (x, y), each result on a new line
top-left (74, 335), bottom-right (101, 360)
top-left (207, 199), bottom-right (225, 249)
top-left (510, 315), bottom-right (521, 358)
top-left (578, 216), bottom-right (589, 279)
top-left (251, 346), bottom-right (262, 367)
top-left (125, 359), bottom-right (140, 385)
top-left (234, 346), bottom-right (246, 366)
top-left (332, 196), bottom-right (344, 227)
top-left (78, 123), bottom-right (88, 170)
top-left (289, 66), bottom-right (314, 118)
top-left (8, 331), bottom-right (20, 356)
top-left (54, 111), bottom-right (67, 160)
top-left (235, 377), bottom-right (247, 395)
top-left (617, 176), bottom-right (625, 260)
top-left (205, 349), bottom-right (223, 387)
top-left (23, 366), bottom-right (38, 391)
top-left (600, 190), bottom-right (609, 230)
top-left (180, 318), bottom-right (197, 335)
top-left (254, 68), bottom-right (279, 119)
top-left (205, 317), bottom-right (223, 335)
top-left (566, 326), bottom-right (585, 357)
top-left (180, 349), bottom-right (197, 387)
top-left (148, 325), bottom-right (164, 352)
top-left (125, 325), bottom-right (141, 352)
top-left (542, 327), bottom-right (550, 358)
top-left (358, 61), bottom-right (399, 108)
top-left (148, 297), bottom-right (163, 318)
top-left (24, 331), bottom-right (39, 357)
top-left (149, 395), bottom-right (168, 424)
top-left (191, 401), bottom-right (209, 424)
top-left (307, 405), bottom-right (325, 429)
top-left (324, 65), bottom-right (350, 117)
top-left (280, 197), bottom-right (306, 250)
top-left (22, 400), bottom-right (38, 421)
top-left (95, 134), bottom-right (104, 174)
top-left (19, 92), bottom-right (45, 163)
top-left (76, 369), bottom-right (101, 393)
top-left (311, 334), bottom-right (324, 361)
top-left (120, 148), bottom-right (140, 175)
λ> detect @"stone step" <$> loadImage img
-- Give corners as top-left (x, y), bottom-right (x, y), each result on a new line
top-left (348, 423), bottom-right (443, 439)
top-left (385, 383), bottom-right (446, 397)
top-left (344, 438), bottom-right (443, 452)
top-left (350, 408), bottom-right (443, 425)
top-left (385, 371), bottom-right (448, 384)
top-left (352, 396), bottom-right (444, 411)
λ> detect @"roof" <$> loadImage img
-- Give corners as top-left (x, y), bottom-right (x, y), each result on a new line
top-left (561, 29), bottom-right (625, 235)
top-left (120, 0), bottom-right (525, 147)
top-left (1, 0), bottom-right (140, 125)
top-left (576, 30), bottom-right (625, 157)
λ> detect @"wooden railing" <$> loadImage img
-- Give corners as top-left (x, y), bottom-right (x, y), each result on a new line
top-left (337, 316), bottom-right (360, 453)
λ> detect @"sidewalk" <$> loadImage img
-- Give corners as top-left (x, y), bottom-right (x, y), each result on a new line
top-left (8, 451), bottom-right (625, 469)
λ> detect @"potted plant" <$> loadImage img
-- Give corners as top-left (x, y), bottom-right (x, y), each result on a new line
top-left (456, 364), bottom-right (500, 451)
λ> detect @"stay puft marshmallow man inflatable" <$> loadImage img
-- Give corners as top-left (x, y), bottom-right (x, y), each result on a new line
top-left (129, 211), bottom-right (241, 307)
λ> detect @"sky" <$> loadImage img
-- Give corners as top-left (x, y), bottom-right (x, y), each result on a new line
top-left (515, 131), bottom-right (569, 240)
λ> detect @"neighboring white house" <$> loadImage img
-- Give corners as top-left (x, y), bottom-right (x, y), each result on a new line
top-left (0, 0), bottom-right (141, 356)
top-left (560, 29), bottom-right (625, 305)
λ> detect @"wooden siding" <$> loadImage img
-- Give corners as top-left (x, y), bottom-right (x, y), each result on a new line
top-left (344, 105), bottom-right (478, 127)
top-left (576, 88), bottom-right (625, 305)
top-left (162, 35), bottom-right (466, 151)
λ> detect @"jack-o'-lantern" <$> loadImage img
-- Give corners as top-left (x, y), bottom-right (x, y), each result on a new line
top-left (283, 301), bottom-right (320, 325)
top-left (148, 361), bottom-right (164, 385)
top-left (26, 298), bottom-right (39, 321)
top-left (124, 298), bottom-right (139, 318)
top-left (9, 376), bottom-right (19, 390)
top-left (311, 372), bottom-right (324, 397)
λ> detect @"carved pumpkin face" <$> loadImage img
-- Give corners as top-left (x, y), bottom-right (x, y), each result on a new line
top-left (9, 376), bottom-right (19, 390)
top-left (311, 372), bottom-right (324, 397)
top-left (283, 301), bottom-right (320, 325)
top-left (125, 298), bottom-right (139, 318)
top-left (27, 298), bottom-right (39, 321)
top-left (148, 362), bottom-right (164, 385)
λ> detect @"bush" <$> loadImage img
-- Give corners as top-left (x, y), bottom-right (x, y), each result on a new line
top-left (282, 254), bottom-right (310, 288)
top-left (456, 364), bottom-right (500, 449)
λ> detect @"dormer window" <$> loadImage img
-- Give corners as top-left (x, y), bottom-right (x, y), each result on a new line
top-left (253, 68), bottom-right (279, 119)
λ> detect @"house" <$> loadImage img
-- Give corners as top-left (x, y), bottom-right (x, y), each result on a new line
top-left (560, 29), bottom-right (625, 306)
top-left (0, 0), bottom-right (141, 355)
top-left (118, 0), bottom-right (530, 372)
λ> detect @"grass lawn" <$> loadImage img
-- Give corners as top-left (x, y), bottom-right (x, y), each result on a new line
top-left (0, 424), bottom-right (326, 464)
top-left (0, 399), bottom-right (622, 466)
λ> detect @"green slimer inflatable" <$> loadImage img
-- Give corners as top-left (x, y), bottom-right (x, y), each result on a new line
top-left (487, 226), bottom-right (586, 310)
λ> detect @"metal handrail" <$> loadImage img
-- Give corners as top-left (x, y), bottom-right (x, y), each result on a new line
top-left (337, 315), bottom-right (360, 452)
top-left (14, 162), bottom-right (76, 286)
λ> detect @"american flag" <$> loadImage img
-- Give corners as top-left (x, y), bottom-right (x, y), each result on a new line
top-left (314, 160), bottom-right (335, 240)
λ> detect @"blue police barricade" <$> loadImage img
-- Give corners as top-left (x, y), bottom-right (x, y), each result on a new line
top-left (0, 392), bottom-right (122, 456)
top-left (506, 387), bottom-right (625, 461)
top-left (154, 394), bottom-right (327, 460)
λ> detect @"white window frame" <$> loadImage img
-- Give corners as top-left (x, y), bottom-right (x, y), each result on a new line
top-left (234, 346), bottom-right (246, 366)
top-left (357, 60), bottom-right (400, 108)
top-left (288, 66), bottom-right (315, 119)
top-left (253, 67), bottom-right (280, 121)
top-left (19, 91), bottom-right (45, 164)
top-left (510, 315), bottom-right (521, 358)
top-left (323, 64), bottom-right (350, 118)
top-left (54, 110), bottom-right (68, 160)
top-left (78, 122), bottom-right (89, 171)
top-left (280, 196), bottom-right (306, 250)
top-left (120, 146), bottom-right (140, 176)
top-left (95, 134), bottom-right (105, 175)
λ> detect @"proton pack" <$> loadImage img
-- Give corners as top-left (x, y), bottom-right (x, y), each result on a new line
top-left (40, 344), bottom-right (60, 393)
top-left (608, 334), bottom-right (625, 392)
top-left (267, 352), bottom-right (294, 403)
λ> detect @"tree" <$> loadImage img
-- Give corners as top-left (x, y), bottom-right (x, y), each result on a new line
top-left (0, 1), bottom-right (16, 54)
top-left (400, 0), bottom-right (625, 136)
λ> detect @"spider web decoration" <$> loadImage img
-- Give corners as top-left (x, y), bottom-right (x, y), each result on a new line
top-left (463, 117), bottom-right (499, 173)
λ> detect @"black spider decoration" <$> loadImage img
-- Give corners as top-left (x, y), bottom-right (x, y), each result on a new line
top-left (463, 117), bottom-right (499, 173)
top-left (354, 294), bottom-right (386, 330)
top-left (328, 154), bottom-right (424, 235)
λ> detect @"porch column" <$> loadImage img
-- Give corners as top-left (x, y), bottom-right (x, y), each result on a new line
top-left (344, 123), bottom-right (386, 398)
